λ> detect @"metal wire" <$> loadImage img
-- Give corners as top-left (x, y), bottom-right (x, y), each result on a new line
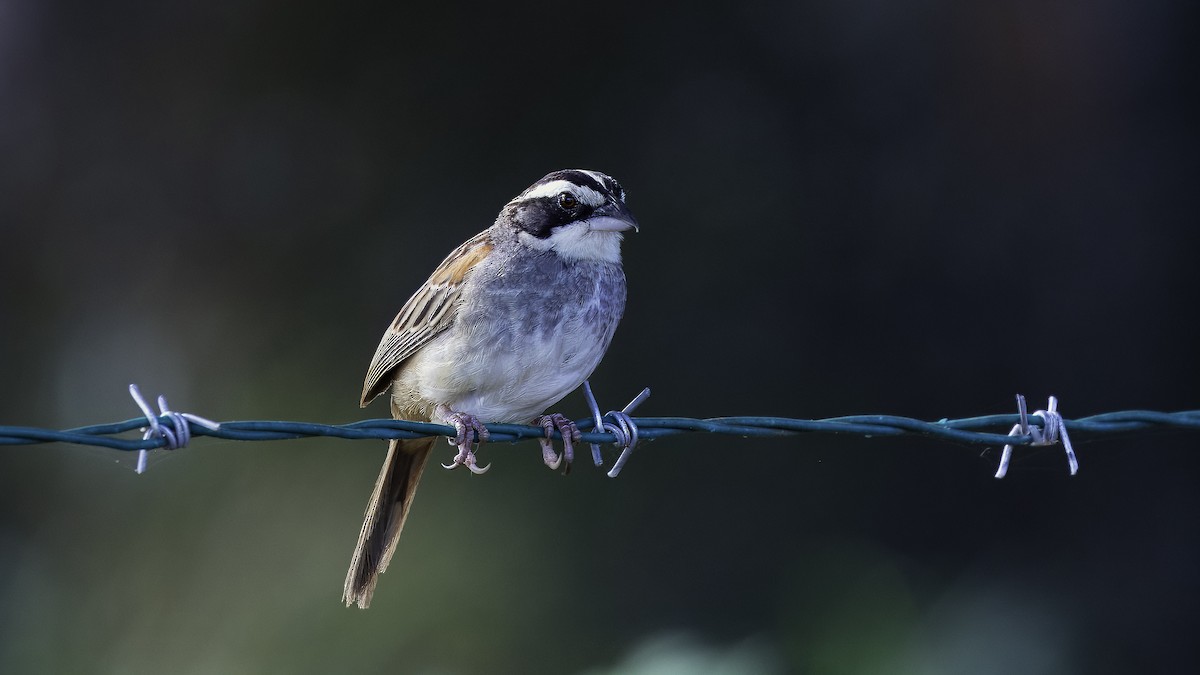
top-left (3, 406), bottom-right (1198, 452)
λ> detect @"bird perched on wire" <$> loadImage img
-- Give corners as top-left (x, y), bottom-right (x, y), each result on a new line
top-left (344, 169), bottom-right (639, 608)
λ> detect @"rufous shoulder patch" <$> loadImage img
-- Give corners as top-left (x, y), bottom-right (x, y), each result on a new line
top-left (430, 236), bottom-right (492, 286)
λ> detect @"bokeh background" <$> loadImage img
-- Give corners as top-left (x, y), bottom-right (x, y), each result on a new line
top-left (2, 0), bottom-right (1197, 672)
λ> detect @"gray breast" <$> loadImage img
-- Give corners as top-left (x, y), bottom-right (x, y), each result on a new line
top-left (457, 248), bottom-right (627, 356)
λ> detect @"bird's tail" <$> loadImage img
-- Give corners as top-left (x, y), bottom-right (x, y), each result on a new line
top-left (343, 436), bottom-right (435, 608)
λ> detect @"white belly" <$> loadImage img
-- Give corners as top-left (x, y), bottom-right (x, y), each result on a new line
top-left (401, 321), bottom-right (612, 424)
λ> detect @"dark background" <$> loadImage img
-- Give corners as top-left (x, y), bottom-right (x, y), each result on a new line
top-left (1, 0), bottom-right (1197, 672)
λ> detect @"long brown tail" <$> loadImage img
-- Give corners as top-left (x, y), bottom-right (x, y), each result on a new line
top-left (343, 436), bottom-right (435, 608)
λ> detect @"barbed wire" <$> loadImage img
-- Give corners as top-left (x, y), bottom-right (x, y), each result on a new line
top-left (2, 385), bottom-right (1198, 478)
top-left (5, 406), bottom-right (1196, 449)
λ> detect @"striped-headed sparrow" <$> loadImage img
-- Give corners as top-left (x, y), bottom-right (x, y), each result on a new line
top-left (344, 169), bottom-right (638, 607)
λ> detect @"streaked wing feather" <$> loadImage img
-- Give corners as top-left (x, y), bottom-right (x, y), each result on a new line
top-left (360, 231), bottom-right (493, 406)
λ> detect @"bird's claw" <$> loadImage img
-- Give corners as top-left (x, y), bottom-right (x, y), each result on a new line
top-left (440, 447), bottom-right (492, 474)
top-left (437, 407), bottom-right (491, 475)
top-left (535, 413), bottom-right (581, 474)
top-left (540, 438), bottom-right (562, 470)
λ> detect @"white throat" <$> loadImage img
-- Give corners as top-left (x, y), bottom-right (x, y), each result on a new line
top-left (519, 221), bottom-right (624, 263)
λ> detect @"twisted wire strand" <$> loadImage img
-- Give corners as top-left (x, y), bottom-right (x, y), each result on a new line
top-left (2, 409), bottom-right (1198, 452)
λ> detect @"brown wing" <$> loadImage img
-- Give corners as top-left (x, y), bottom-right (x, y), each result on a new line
top-left (360, 230), bottom-right (493, 406)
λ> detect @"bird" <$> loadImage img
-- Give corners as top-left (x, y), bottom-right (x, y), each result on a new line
top-left (343, 169), bottom-right (639, 608)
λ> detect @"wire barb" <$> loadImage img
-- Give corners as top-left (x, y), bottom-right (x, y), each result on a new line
top-left (581, 381), bottom-right (652, 477)
top-left (995, 394), bottom-right (1078, 479)
top-left (128, 384), bottom-right (221, 474)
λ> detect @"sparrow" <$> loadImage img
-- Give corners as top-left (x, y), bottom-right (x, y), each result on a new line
top-left (343, 169), bottom-right (639, 608)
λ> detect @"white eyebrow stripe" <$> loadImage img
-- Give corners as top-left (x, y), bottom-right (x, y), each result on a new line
top-left (579, 170), bottom-right (609, 188)
top-left (579, 169), bottom-right (624, 202)
top-left (515, 180), bottom-right (607, 207)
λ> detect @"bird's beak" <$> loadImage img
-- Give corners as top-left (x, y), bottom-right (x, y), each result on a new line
top-left (586, 200), bottom-right (640, 233)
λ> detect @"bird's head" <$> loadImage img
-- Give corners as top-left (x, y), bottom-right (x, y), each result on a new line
top-left (500, 169), bottom-right (639, 263)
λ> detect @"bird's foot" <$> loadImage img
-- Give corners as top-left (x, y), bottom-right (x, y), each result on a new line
top-left (535, 412), bottom-right (582, 474)
top-left (437, 406), bottom-right (491, 475)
